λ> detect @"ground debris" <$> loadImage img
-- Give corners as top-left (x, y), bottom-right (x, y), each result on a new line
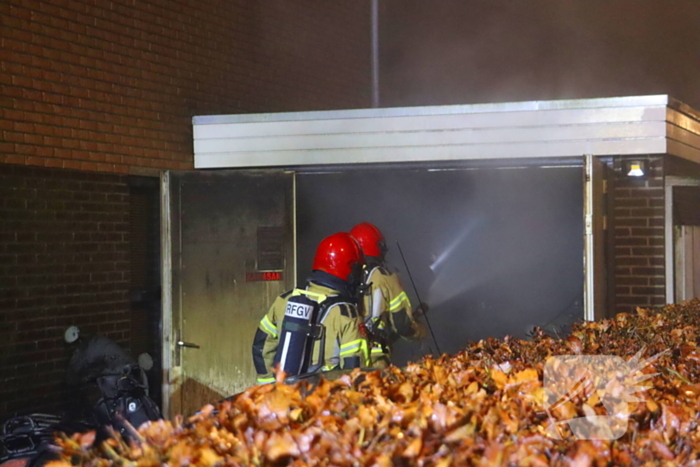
top-left (56, 300), bottom-right (700, 466)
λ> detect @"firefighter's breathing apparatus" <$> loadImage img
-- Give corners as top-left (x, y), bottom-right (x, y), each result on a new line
top-left (396, 241), bottom-right (442, 357)
top-left (273, 289), bottom-right (333, 377)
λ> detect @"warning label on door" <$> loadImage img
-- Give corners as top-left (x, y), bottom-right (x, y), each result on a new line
top-left (246, 271), bottom-right (283, 282)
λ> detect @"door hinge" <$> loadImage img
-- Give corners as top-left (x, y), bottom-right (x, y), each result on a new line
top-left (603, 179), bottom-right (608, 194)
top-left (603, 215), bottom-right (607, 231)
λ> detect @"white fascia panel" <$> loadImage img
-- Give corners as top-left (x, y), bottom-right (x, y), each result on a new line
top-left (193, 95), bottom-right (671, 125)
top-left (193, 106), bottom-right (668, 140)
top-left (193, 95), bottom-right (680, 169)
top-left (194, 121), bottom-right (666, 154)
top-left (195, 138), bottom-right (668, 169)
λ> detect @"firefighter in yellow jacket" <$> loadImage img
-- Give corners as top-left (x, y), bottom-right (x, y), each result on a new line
top-left (251, 232), bottom-right (369, 384)
top-left (350, 222), bottom-right (425, 368)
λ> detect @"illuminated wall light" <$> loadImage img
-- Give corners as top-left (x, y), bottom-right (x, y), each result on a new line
top-left (624, 160), bottom-right (648, 178)
top-left (628, 163), bottom-right (644, 177)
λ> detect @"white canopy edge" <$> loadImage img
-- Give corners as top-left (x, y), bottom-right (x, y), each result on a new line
top-left (193, 95), bottom-right (700, 168)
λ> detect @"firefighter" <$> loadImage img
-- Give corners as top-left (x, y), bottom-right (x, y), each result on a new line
top-left (350, 222), bottom-right (425, 368)
top-left (251, 232), bottom-right (369, 385)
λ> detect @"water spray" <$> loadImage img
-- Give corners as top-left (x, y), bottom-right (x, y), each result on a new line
top-left (396, 241), bottom-right (442, 357)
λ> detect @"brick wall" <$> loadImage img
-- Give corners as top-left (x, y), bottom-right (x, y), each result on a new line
top-left (0, 0), bottom-right (370, 420)
top-left (611, 155), bottom-right (666, 314)
top-left (1, 0), bottom-right (371, 174)
top-left (0, 164), bottom-right (132, 418)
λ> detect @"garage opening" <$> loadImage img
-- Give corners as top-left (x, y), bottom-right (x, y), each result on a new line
top-left (296, 160), bottom-right (584, 364)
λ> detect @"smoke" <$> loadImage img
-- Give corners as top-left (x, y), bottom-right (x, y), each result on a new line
top-left (296, 164), bottom-right (584, 364)
top-left (380, 0), bottom-right (700, 108)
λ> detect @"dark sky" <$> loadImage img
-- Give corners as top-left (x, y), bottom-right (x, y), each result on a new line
top-left (380, 0), bottom-right (700, 108)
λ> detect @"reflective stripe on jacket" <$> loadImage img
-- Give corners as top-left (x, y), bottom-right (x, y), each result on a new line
top-left (361, 265), bottom-right (419, 366)
top-left (251, 282), bottom-right (368, 383)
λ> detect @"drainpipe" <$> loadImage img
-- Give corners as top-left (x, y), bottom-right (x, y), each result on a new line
top-left (371, 0), bottom-right (379, 108)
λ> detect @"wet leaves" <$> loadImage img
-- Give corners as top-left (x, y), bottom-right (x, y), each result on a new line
top-left (54, 300), bottom-right (700, 466)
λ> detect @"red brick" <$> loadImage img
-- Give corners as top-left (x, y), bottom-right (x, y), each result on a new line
top-left (650, 277), bottom-right (666, 286)
top-left (627, 208), bottom-right (664, 218)
top-left (617, 277), bottom-right (649, 286)
top-left (614, 247), bottom-right (631, 256)
top-left (2, 0), bottom-right (369, 419)
top-left (616, 198), bottom-right (648, 208)
top-left (0, 163), bottom-right (134, 416)
top-left (615, 218), bottom-right (648, 227)
top-left (616, 237), bottom-right (648, 246)
top-left (647, 178), bottom-right (665, 188)
top-left (611, 157), bottom-right (666, 314)
top-left (631, 247), bottom-right (664, 257)
top-left (631, 267), bottom-right (664, 277)
top-left (62, 160), bottom-right (82, 170)
top-left (617, 296), bottom-right (651, 306)
top-left (631, 286), bottom-right (665, 296)
top-left (630, 227), bottom-right (664, 237)
top-left (615, 267), bottom-right (632, 276)
top-left (626, 188), bottom-right (663, 198)
top-left (616, 257), bottom-right (649, 267)
top-left (648, 237), bottom-right (665, 247)
top-left (2, 0), bottom-right (368, 173)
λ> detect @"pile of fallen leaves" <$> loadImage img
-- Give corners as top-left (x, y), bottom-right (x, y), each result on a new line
top-left (53, 300), bottom-right (700, 466)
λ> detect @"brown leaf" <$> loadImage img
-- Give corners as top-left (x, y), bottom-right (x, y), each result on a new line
top-left (491, 369), bottom-right (508, 390)
top-left (45, 462), bottom-right (72, 467)
top-left (198, 447), bottom-right (223, 467)
top-left (651, 441), bottom-right (675, 460)
top-left (49, 300), bottom-right (700, 466)
top-left (444, 423), bottom-right (475, 442)
top-left (398, 381), bottom-right (415, 401)
top-left (265, 432), bottom-right (300, 462)
top-left (402, 437), bottom-right (422, 458)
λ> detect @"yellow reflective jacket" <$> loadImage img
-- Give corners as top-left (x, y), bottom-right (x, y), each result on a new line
top-left (252, 282), bottom-right (368, 384)
top-left (361, 265), bottom-right (419, 367)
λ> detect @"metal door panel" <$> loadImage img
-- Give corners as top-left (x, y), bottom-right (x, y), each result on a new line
top-left (584, 155), bottom-right (608, 321)
top-left (695, 228), bottom-right (700, 298)
top-left (675, 226), bottom-right (700, 301)
top-left (164, 170), bottom-right (293, 417)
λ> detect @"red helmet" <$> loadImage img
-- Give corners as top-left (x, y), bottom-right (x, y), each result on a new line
top-left (312, 232), bottom-right (364, 282)
top-left (349, 222), bottom-right (386, 258)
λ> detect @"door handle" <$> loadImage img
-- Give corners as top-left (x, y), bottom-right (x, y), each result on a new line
top-left (177, 341), bottom-right (201, 349)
